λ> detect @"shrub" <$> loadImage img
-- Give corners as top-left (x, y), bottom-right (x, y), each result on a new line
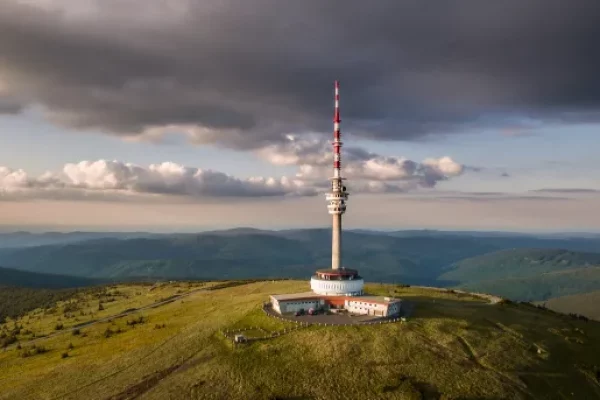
top-left (21, 345), bottom-right (49, 358)
top-left (1, 334), bottom-right (17, 348)
top-left (54, 323), bottom-right (64, 331)
top-left (72, 328), bottom-right (81, 336)
top-left (126, 316), bottom-right (146, 327)
top-left (61, 352), bottom-right (69, 359)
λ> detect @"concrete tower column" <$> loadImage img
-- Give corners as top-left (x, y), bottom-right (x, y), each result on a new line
top-left (332, 213), bottom-right (341, 270)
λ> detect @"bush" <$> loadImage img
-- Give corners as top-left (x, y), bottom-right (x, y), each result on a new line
top-left (1, 334), bottom-right (17, 348)
top-left (21, 345), bottom-right (49, 358)
top-left (126, 315), bottom-right (146, 327)
top-left (72, 328), bottom-right (81, 336)
top-left (61, 352), bottom-right (69, 359)
top-left (54, 323), bottom-right (64, 331)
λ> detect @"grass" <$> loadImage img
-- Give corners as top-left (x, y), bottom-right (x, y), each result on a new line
top-left (0, 281), bottom-right (210, 341)
top-left (0, 280), bottom-right (599, 399)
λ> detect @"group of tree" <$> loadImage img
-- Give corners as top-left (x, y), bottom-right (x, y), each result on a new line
top-left (0, 287), bottom-right (80, 323)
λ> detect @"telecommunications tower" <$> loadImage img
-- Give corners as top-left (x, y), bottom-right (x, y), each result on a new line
top-left (326, 80), bottom-right (349, 270)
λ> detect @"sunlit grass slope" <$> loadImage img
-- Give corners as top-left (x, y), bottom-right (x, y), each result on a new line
top-left (1, 281), bottom-right (600, 400)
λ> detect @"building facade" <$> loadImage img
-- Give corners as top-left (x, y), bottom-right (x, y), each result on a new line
top-left (270, 293), bottom-right (402, 317)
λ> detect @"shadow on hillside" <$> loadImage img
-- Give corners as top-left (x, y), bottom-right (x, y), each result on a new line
top-left (403, 295), bottom-right (491, 320)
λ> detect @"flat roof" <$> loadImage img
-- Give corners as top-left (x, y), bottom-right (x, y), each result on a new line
top-left (270, 292), bottom-right (321, 301)
top-left (349, 296), bottom-right (402, 305)
top-left (270, 292), bottom-right (402, 306)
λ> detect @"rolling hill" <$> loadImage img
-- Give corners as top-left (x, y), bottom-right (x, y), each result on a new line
top-left (440, 248), bottom-right (600, 301)
top-left (540, 290), bottom-right (600, 321)
top-left (459, 266), bottom-right (600, 302)
top-left (0, 266), bottom-right (105, 323)
top-left (439, 248), bottom-right (600, 283)
top-left (1, 281), bottom-right (600, 399)
top-left (0, 230), bottom-right (507, 283)
top-left (0, 266), bottom-right (101, 289)
top-left (4, 229), bottom-right (600, 283)
top-left (3, 230), bottom-right (600, 307)
top-left (0, 231), bottom-right (155, 248)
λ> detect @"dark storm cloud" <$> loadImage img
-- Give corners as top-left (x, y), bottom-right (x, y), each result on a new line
top-left (1, 1), bottom-right (600, 149)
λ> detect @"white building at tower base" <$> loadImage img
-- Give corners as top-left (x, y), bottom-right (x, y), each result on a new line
top-left (270, 267), bottom-right (402, 317)
top-left (270, 292), bottom-right (402, 317)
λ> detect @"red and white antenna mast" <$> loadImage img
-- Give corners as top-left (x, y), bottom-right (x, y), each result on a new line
top-left (326, 80), bottom-right (349, 270)
top-left (333, 80), bottom-right (342, 178)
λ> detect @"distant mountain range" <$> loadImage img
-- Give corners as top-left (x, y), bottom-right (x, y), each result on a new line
top-left (2, 228), bottom-right (600, 318)
top-left (0, 266), bottom-right (103, 289)
top-left (0, 231), bottom-right (156, 248)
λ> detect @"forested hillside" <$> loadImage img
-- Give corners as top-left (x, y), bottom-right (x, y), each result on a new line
top-left (0, 287), bottom-right (81, 322)
top-left (440, 248), bottom-right (600, 282)
top-left (0, 266), bottom-right (100, 288)
top-left (2, 230), bottom-right (600, 306)
top-left (459, 267), bottom-right (600, 301)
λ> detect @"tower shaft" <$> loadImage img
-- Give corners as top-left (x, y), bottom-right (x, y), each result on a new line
top-left (332, 213), bottom-right (342, 270)
top-left (326, 80), bottom-right (348, 270)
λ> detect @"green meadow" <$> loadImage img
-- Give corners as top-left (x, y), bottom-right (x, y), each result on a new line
top-left (1, 280), bottom-right (599, 399)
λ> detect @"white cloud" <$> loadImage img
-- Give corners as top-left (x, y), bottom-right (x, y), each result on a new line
top-left (0, 138), bottom-right (468, 201)
top-left (0, 160), bottom-right (318, 200)
top-left (258, 136), bottom-right (465, 190)
top-left (0, 167), bottom-right (31, 192)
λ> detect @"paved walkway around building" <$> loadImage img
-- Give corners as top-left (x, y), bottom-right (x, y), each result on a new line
top-left (263, 303), bottom-right (406, 326)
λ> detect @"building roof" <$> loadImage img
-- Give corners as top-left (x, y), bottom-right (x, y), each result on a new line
top-left (270, 292), bottom-right (402, 306)
top-left (270, 292), bottom-right (321, 301)
top-left (348, 295), bottom-right (402, 306)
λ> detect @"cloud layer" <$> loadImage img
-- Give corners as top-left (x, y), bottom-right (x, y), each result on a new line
top-left (1, 1), bottom-right (600, 149)
top-left (0, 160), bottom-right (318, 200)
top-left (0, 139), bottom-right (466, 200)
top-left (259, 136), bottom-right (464, 191)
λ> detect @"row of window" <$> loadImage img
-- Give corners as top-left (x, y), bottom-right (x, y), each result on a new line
top-left (349, 301), bottom-right (380, 308)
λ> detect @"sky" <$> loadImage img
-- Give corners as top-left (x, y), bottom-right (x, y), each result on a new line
top-left (1, 0), bottom-right (600, 232)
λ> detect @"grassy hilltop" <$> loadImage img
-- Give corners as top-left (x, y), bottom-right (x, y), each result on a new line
top-left (1, 281), bottom-right (600, 399)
